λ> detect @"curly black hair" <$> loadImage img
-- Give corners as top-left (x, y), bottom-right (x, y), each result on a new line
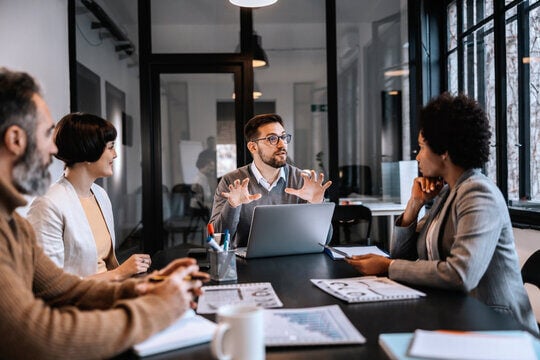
top-left (419, 92), bottom-right (491, 169)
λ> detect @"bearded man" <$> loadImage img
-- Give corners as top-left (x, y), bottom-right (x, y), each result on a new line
top-left (0, 67), bottom-right (208, 359)
top-left (210, 113), bottom-right (332, 248)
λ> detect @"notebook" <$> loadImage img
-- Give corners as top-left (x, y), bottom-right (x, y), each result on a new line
top-left (133, 309), bottom-right (216, 357)
top-left (235, 202), bottom-right (335, 259)
top-left (311, 276), bottom-right (426, 303)
top-left (379, 330), bottom-right (540, 360)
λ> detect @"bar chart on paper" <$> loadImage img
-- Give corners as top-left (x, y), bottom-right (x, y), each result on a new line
top-left (264, 305), bottom-right (365, 346)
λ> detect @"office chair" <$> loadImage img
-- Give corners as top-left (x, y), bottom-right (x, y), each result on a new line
top-left (522, 249), bottom-right (540, 288)
top-left (164, 184), bottom-right (207, 246)
top-left (331, 204), bottom-right (372, 245)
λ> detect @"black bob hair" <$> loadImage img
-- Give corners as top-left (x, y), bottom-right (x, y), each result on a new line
top-left (55, 112), bottom-right (117, 167)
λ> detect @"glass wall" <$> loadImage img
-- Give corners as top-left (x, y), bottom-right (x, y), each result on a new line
top-left (160, 73), bottom-right (235, 247)
top-left (530, 5), bottom-right (540, 200)
top-left (75, 0), bottom-right (143, 258)
top-left (253, 1), bottom-right (327, 173)
top-left (446, 0), bottom-right (540, 216)
top-left (336, 0), bottom-right (409, 200)
top-left (506, 8), bottom-right (519, 199)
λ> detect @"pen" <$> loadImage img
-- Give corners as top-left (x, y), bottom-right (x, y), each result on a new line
top-left (207, 223), bottom-right (215, 238)
top-left (148, 274), bottom-right (208, 282)
top-left (223, 229), bottom-right (230, 251)
top-left (206, 235), bottom-right (223, 252)
top-left (319, 243), bottom-right (353, 259)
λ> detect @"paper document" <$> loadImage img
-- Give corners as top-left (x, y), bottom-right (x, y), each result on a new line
top-left (133, 310), bottom-right (216, 357)
top-left (311, 276), bottom-right (425, 303)
top-left (264, 305), bottom-right (365, 346)
top-left (324, 245), bottom-right (389, 260)
top-left (197, 282), bottom-right (283, 314)
top-left (408, 329), bottom-right (537, 360)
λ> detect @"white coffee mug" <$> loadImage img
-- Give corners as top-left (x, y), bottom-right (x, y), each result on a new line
top-left (211, 304), bottom-right (265, 360)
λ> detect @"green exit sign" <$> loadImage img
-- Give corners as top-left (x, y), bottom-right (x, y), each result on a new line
top-left (311, 104), bottom-right (327, 112)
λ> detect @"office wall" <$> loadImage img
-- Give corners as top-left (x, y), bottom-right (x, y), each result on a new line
top-left (0, 0), bottom-right (69, 210)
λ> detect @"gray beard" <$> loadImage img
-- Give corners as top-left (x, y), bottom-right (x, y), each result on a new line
top-left (12, 141), bottom-right (51, 196)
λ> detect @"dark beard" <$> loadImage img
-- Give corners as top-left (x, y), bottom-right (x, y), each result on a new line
top-left (12, 139), bottom-right (51, 196)
top-left (259, 148), bottom-right (287, 168)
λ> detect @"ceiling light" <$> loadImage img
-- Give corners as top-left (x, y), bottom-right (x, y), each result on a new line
top-left (229, 0), bottom-right (278, 8)
top-left (384, 69), bottom-right (409, 77)
top-left (232, 82), bottom-right (263, 100)
top-left (253, 33), bottom-right (269, 68)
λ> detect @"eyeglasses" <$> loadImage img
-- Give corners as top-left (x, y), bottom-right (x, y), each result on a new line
top-left (251, 133), bottom-right (292, 145)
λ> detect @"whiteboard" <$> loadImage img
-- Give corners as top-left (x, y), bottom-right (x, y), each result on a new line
top-left (179, 140), bottom-right (204, 184)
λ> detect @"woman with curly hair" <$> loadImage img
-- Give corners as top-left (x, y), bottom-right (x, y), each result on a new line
top-left (346, 92), bottom-right (538, 332)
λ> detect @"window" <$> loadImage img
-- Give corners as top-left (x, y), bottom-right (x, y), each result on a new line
top-left (446, 0), bottom-right (540, 225)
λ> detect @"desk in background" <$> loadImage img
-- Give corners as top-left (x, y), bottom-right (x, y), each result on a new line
top-left (126, 251), bottom-right (527, 360)
top-left (339, 196), bottom-right (406, 249)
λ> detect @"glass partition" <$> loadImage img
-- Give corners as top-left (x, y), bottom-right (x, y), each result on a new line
top-left (75, 0), bottom-right (143, 258)
top-left (253, 1), bottom-right (327, 173)
top-left (160, 73), bottom-right (235, 247)
top-left (336, 0), bottom-right (409, 200)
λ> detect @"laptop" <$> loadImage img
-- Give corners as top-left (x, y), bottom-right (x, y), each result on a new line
top-left (235, 202), bottom-right (335, 259)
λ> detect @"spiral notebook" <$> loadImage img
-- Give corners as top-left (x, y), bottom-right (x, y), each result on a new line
top-left (311, 276), bottom-right (425, 303)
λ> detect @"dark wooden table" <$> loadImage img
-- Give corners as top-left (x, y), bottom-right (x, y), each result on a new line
top-left (119, 248), bottom-right (527, 359)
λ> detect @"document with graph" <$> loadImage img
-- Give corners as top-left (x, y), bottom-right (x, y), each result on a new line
top-left (264, 305), bottom-right (365, 346)
top-left (311, 276), bottom-right (426, 303)
top-left (196, 282), bottom-right (283, 314)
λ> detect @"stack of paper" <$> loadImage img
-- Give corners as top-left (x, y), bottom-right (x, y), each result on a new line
top-left (379, 330), bottom-right (540, 360)
top-left (323, 245), bottom-right (389, 260)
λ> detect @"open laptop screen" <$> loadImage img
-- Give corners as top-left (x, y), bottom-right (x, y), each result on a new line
top-left (236, 202), bottom-right (335, 259)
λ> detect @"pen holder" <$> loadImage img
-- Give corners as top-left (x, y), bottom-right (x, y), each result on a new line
top-left (209, 249), bottom-right (237, 282)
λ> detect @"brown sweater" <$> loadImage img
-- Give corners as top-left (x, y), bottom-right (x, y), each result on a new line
top-left (0, 179), bottom-right (186, 359)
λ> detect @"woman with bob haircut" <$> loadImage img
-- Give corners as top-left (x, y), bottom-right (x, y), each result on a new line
top-left (28, 113), bottom-right (151, 280)
top-left (346, 93), bottom-right (538, 333)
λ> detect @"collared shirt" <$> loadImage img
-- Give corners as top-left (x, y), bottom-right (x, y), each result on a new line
top-left (250, 162), bottom-right (286, 191)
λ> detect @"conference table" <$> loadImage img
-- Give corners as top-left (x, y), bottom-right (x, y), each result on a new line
top-left (122, 247), bottom-right (529, 359)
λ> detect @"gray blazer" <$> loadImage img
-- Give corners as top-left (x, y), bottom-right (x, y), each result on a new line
top-left (389, 169), bottom-right (538, 332)
top-left (27, 177), bottom-right (118, 277)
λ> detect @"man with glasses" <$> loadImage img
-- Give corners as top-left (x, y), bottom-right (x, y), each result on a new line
top-left (210, 113), bottom-right (332, 247)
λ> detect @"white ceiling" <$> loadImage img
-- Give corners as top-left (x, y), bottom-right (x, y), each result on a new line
top-left (104, 0), bottom-right (400, 26)
top-left (91, 0), bottom-right (404, 84)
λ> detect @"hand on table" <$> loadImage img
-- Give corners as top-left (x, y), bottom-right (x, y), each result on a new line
top-left (345, 254), bottom-right (392, 276)
top-left (285, 170), bottom-right (332, 203)
top-left (116, 253), bottom-right (152, 279)
top-left (136, 257), bottom-right (210, 309)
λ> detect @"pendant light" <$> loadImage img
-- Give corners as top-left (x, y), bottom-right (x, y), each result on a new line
top-left (229, 0), bottom-right (278, 8)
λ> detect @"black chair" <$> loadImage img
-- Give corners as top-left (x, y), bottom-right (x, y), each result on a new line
top-left (164, 184), bottom-right (207, 246)
top-left (331, 205), bottom-right (372, 245)
top-left (522, 249), bottom-right (540, 288)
